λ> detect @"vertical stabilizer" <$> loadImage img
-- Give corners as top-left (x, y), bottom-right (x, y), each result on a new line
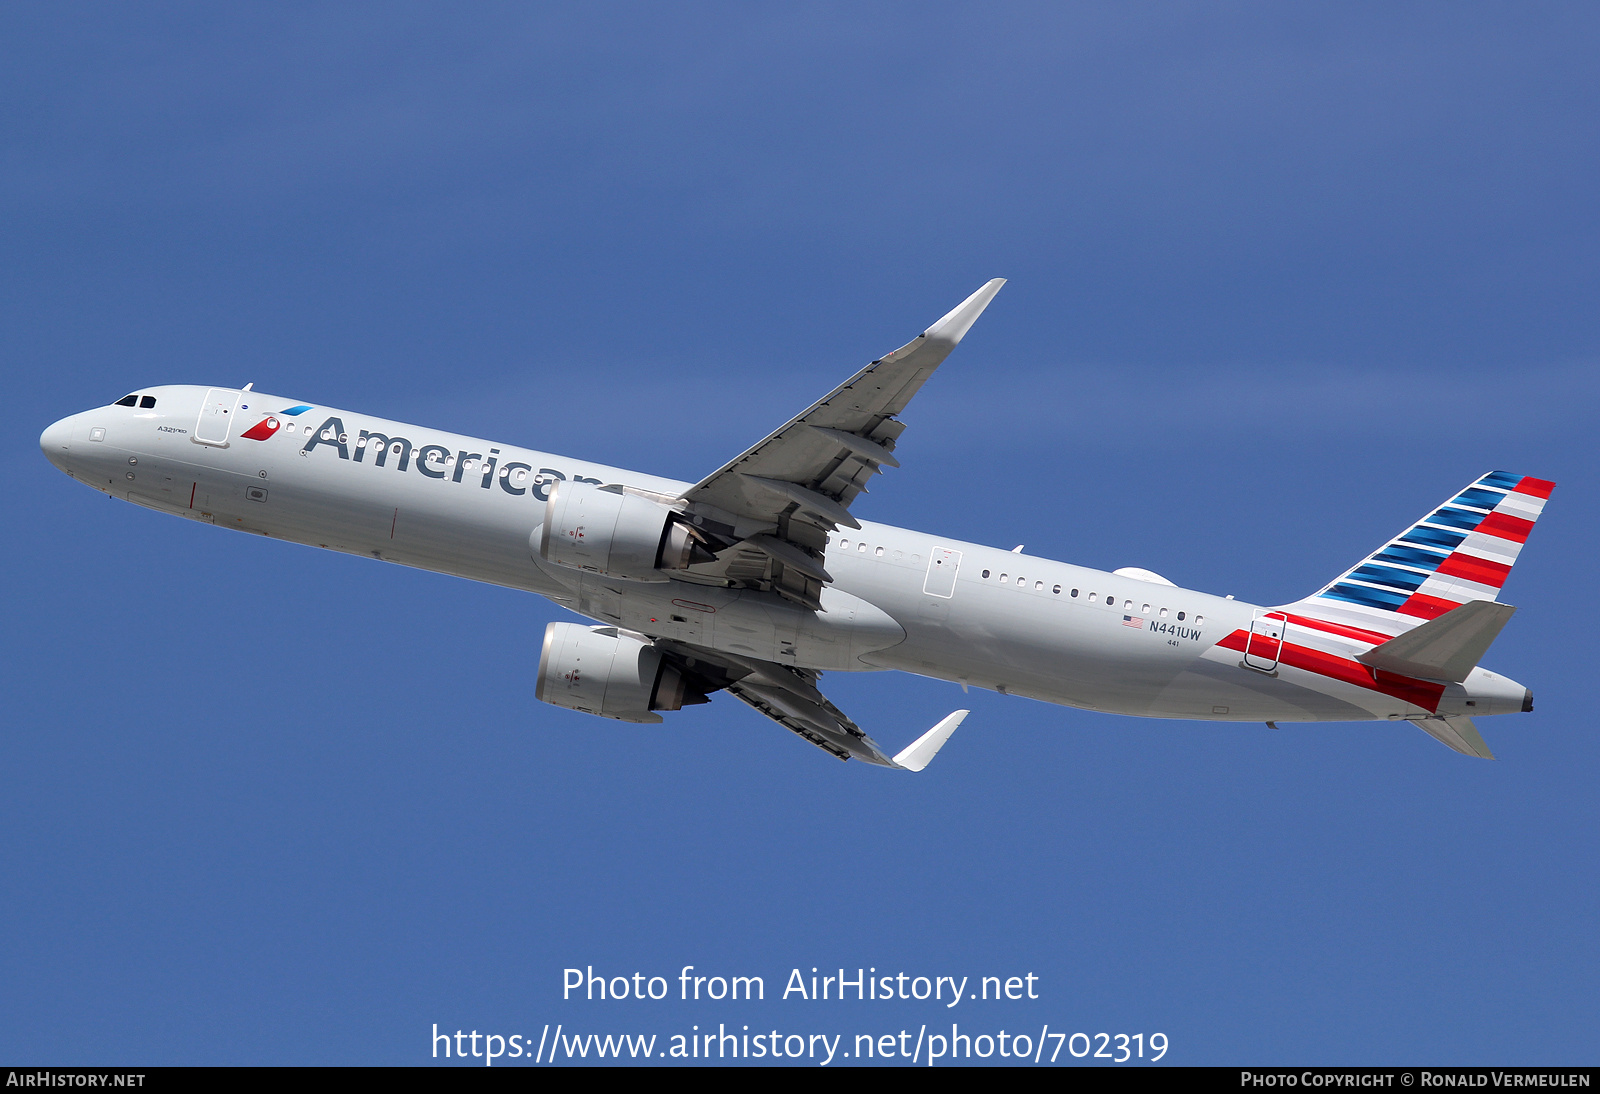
top-left (1290, 472), bottom-right (1554, 637)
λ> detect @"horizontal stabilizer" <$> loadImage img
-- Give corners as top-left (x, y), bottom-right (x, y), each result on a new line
top-left (1357, 599), bottom-right (1516, 682)
top-left (893, 710), bottom-right (968, 772)
top-left (1413, 716), bottom-right (1496, 760)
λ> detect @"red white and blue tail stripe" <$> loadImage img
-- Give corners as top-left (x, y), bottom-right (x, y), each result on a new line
top-left (1290, 471), bottom-right (1554, 636)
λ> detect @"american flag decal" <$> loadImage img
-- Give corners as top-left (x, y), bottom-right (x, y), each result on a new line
top-left (1122, 615), bottom-right (1143, 628)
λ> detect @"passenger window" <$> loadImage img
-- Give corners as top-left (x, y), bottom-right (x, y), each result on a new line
top-left (840, 539), bottom-right (850, 550)
top-left (982, 569), bottom-right (990, 579)
top-left (1177, 612), bottom-right (1185, 621)
top-left (999, 573), bottom-right (1008, 582)
top-left (1035, 581), bottom-right (1043, 591)
top-left (1142, 604), bottom-right (1150, 614)
top-left (1195, 615), bottom-right (1204, 625)
top-left (1088, 592), bottom-right (1097, 603)
top-left (1052, 585), bottom-right (1061, 594)
top-left (115, 395), bottom-right (138, 406)
top-left (858, 542), bottom-right (866, 552)
top-left (875, 546), bottom-right (884, 556)
top-left (139, 396), bottom-right (156, 408)
top-left (1071, 588), bottom-right (1079, 597)
top-left (1016, 576), bottom-right (1024, 586)
top-left (1159, 607), bottom-right (1168, 617)
top-left (1124, 599), bottom-right (1133, 610)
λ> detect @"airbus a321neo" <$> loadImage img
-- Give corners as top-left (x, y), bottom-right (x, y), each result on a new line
top-left (40, 281), bottom-right (1551, 768)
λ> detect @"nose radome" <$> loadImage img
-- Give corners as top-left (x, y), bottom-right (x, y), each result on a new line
top-left (40, 416), bottom-right (75, 472)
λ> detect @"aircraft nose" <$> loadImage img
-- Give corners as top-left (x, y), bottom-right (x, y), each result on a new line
top-left (40, 415), bottom-right (76, 472)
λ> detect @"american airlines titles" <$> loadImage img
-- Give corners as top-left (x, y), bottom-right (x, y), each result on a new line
top-left (299, 415), bottom-right (597, 501)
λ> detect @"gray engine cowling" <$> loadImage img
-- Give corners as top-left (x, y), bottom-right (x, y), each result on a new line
top-left (535, 622), bottom-right (706, 724)
top-left (538, 480), bottom-right (712, 582)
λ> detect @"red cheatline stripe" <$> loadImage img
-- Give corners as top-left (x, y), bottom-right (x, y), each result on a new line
top-left (1436, 551), bottom-right (1512, 588)
top-left (1399, 592), bottom-right (1461, 620)
top-left (1368, 666), bottom-right (1446, 713)
top-left (1216, 630), bottom-right (1444, 712)
top-left (1282, 613), bottom-right (1395, 646)
top-left (1514, 476), bottom-right (1556, 500)
top-left (1475, 511), bottom-right (1534, 544)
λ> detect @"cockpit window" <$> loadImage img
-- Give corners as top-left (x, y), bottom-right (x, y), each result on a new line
top-left (115, 395), bottom-right (138, 406)
top-left (139, 395), bottom-right (157, 408)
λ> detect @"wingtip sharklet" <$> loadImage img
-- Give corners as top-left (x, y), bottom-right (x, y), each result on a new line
top-left (893, 709), bottom-right (969, 772)
top-left (925, 279), bottom-right (1005, 345)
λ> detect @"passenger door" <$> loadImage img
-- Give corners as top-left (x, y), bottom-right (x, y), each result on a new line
top-left (1244, 611), bottom-right (1288, 671)
top-left (193, 389), bottom-right (239, 447)
top-left (923, 546), bottom-right (961, 598)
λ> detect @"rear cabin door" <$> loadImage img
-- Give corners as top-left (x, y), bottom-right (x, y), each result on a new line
top-left (1244, 611), bottom-right (1288, 671)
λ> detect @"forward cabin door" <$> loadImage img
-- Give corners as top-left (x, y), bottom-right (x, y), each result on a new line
top-left (1244, 611), bottom-right (1287, 671)
top-left (193, 389), bottom-right (240, 447)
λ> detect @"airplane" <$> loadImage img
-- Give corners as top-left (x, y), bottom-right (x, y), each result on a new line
top-left (39, 280), bottom-right (1552, 769)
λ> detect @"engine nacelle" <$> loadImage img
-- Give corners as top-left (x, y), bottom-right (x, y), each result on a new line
top-left (539, 480), bottom-right (711, 582)
top-left (535, 622), bottom-right (707, 724)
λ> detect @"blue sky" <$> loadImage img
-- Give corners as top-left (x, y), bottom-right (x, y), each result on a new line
top-left (3, 4), bottom-right (1596, 1065)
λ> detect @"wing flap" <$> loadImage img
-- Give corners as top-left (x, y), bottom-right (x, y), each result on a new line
top-left (663, 638), bottom-right (966, 770)
top-left (742, 533), bottom-right (833, 583)
top-left (728, 679), bottom-right (894, 765)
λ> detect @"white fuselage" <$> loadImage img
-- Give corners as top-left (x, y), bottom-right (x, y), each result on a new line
top-left (40, 386), bottom-right (1530, 727)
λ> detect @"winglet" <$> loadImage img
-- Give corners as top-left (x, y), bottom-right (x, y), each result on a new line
top-left (893, 709), bottom-right (969, 772)
top-left (924, 279), bottom-right (1006, 347)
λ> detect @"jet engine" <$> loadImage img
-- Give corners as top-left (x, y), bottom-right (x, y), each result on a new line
top-left (535, 622), bottom-right (708, 724)
top-left (539, 480), bottom-right (713, 582)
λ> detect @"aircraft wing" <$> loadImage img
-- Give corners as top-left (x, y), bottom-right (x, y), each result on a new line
top-left (658, 639), bottom-right (966, 769)
top-left (674, 279), bottom-right (1005, 608)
